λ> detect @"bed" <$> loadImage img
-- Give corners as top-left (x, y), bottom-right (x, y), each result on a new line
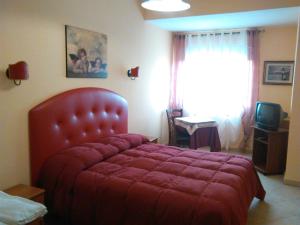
top-left (29, 87), bottom-right (265, 225)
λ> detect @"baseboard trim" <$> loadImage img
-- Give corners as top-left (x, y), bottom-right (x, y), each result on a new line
top-left (284, 178), bottom-right (300, 187)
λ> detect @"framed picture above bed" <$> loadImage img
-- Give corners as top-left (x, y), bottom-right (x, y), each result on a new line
top-left (65, 25), bottom-right (108, 78)
top-left (263, 61), bottom-right (294, 85)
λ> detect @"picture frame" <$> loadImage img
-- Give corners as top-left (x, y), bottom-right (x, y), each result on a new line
top-left (263, 61), bottom-right (294, 85)
top-left (65, 25), bottom-right (108, 78)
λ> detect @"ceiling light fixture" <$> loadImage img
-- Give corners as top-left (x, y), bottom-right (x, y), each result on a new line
top-left (141, 0), bottom-right (190, 12)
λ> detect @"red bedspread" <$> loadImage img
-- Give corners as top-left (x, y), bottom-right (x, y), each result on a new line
top-left (39, 134), bottom-right (265, 225)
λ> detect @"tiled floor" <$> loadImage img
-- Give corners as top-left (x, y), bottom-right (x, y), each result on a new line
top-left (247, 174), bottom-right (300, 225)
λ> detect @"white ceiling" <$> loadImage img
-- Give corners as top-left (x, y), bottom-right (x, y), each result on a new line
top-left (146, 7), bottom-right (300, 31)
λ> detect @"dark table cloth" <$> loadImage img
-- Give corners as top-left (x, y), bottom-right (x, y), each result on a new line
top-left (189, 126), bottom-right (221, 151)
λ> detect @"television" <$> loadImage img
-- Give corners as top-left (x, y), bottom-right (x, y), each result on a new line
top-left (255, 101), bottom-right (288, 130)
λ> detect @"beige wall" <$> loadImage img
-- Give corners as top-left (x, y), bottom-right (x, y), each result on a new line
top-left (259, 26), bottom-right (297, 114)
top-left (142, 0), bottom-right (300, 20)
top-left (0, 0), bottom-right (171, 189)
top-left (285, 20), bottom-right (300, 185)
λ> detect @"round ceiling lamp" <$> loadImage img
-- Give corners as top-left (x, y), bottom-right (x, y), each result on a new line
top-left (141, 0), bottom-right (190, 12)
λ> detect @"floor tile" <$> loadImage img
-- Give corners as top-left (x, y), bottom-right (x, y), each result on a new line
top-left (247, 173), bottom-right (300, 225)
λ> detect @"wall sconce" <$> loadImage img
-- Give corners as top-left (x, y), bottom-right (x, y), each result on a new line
top-left (127, 66), bottom-right (139, 80)
top-left (6, 61), bottom-right (29, 85)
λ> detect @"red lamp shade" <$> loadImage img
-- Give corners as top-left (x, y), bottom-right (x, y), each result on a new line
top-left (6, 61), bottom-right (29, 85)
top-left (127, 66), bottom-right (139, 80)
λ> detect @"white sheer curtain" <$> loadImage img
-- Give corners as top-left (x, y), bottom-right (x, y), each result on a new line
top-left (179, 31), bottom-right (250, 149)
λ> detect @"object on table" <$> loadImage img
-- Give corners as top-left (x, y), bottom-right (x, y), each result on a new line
top-left (0, 191), bottom-right (47, 225)
top-left (145, 136), bottom-right (159, 143)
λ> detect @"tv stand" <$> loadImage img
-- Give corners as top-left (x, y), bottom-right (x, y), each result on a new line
top-left (252, 126), bottom-right (288, 174)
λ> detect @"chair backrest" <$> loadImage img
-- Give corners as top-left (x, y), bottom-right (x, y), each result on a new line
top-left (166, 109), bottom-right (183, 145)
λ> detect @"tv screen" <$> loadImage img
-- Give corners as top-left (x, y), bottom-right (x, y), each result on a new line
top-left (255, 102), bottom-right (285, 130)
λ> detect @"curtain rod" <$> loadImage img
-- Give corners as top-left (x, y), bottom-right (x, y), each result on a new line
top-left (174, 28), bottom-right (265, 36)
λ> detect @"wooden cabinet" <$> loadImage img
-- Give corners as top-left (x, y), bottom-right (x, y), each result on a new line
top-left (252, 126), bottom-right (289, 174)
top-left (4, 184), bottom-right (45, 225)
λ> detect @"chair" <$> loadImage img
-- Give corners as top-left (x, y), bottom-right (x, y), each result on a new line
top-left (166, 109), bottom-right (190, 147)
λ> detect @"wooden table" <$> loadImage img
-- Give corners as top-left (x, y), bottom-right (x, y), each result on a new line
top-left (175, 117), bottom-right (221, 152)
top-left (4, 184), bottom-right (45, 225)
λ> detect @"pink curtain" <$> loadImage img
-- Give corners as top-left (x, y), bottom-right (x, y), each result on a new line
top-left (240, 30), bottom-right (260, 149)
top-left (169, 34), bottom-right (186, 109)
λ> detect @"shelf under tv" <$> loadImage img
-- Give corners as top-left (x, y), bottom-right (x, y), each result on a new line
top-left (254, 163), bottom-right (267, 174)
top-left (254, 137), bottom-right (268, 145)
top-left (252, 126), bottom-right (289, 175)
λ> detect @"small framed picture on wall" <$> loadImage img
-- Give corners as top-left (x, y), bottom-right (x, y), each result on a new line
top-left (65, 25), bottom-right (108, 78)
top-left (263, 61), bottom-right (294, 85)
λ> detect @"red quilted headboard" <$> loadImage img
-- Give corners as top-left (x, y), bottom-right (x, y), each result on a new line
top-left (29, 87), bottom-right (128, 185)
